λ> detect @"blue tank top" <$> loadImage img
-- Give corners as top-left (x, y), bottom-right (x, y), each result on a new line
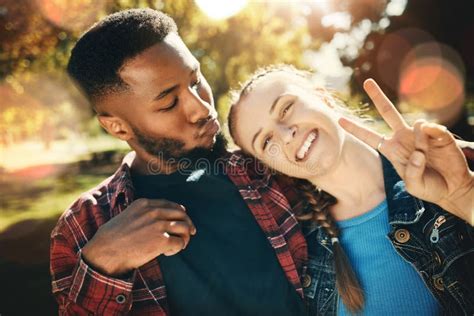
top-left (337, 200), bottom-right (440, 315)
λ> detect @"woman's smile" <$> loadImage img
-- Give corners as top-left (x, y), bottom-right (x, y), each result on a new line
top-left (296, 129), bottom-right (319, 161)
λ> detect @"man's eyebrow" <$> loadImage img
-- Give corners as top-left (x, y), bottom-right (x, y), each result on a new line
top-left (251, 127), bottom-right (262, 152)
top-left (154, 85), bottom-right (178, 101)
top-left (153, 65), bottom-right (200, 102)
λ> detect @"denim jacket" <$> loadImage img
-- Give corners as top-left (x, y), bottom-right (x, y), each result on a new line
top-left (302, 155), bottom-right (474, 315)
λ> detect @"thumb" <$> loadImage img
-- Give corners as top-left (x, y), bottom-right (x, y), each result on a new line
top-left (404, 150), bottom-right (426, 195)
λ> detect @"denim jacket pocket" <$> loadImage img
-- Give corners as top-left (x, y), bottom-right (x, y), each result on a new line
top-left (304, 228), bottom-right (337, 315)
top-left (304, 257), bottom-right (337, 316)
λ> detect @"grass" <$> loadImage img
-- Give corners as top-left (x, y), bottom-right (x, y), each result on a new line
top-left (0, 135), bottom-right (129, 172)
top-left (1, 135), bottom-right (129, 232)
top-left (0, 175), bottom-right (106, 232)
top-left (0, 153), bottom-right (126, 315)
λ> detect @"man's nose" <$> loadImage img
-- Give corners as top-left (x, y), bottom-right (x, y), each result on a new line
top-left (184, 88), bottom-right (214, 124)
top-left (277, 124), bottom-right (297, 144)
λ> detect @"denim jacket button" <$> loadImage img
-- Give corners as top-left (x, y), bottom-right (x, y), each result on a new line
top-left (394, 228), bottom-right (410, 243)
top-left (302, 274), bottom-right (312, 288)
top-left (433, 277), bottom-right (444, 291)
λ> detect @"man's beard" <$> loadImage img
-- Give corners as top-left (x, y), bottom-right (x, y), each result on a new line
top-left (131, 125), bottom-right (228, 167)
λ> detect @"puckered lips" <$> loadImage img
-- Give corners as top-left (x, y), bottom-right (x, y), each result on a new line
top-left (199, 118), bottom-right (220, 138)
top-left (295, 129), bottom-right (318, 162)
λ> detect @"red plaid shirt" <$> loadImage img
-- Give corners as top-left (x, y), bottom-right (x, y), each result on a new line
top-left (50, 151), bottom-right (308, 315)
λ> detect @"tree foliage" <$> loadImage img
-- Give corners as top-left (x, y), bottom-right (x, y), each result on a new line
top-left (2, 0), bottom-right (471, 146)
top-left (0, 0), bottom-right (309, 145)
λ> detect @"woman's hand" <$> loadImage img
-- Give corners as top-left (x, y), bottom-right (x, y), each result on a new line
top-left (339, 79), bottom-right (473, 225)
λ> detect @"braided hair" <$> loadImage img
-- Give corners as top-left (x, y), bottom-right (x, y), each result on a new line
top-left (228, 65), bottom-right (364, 313)
top-left (293, 179), bottom-right (364, 313)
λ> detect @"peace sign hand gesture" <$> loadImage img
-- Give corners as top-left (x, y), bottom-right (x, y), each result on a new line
top-left (339, 79), bottom-right (473, 225)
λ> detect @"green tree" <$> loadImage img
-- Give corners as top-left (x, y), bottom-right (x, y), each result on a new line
top-left (1, 0), bottom-right (311, 144)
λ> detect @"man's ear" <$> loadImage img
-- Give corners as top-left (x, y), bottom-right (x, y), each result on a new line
top-left (97, 115), bottom-right (133, 141)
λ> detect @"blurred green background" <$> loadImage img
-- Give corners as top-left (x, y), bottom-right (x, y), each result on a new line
top-left (1, 0), bottom-right (473, 314)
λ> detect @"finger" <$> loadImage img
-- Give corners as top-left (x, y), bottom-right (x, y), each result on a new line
top-left (421, 123), bottom-right (455, 147)
top-left (161, 202), bottom-right (197, 235)
top-left (404, 150), bottom-right (426, 196)
top-left (339, 117), bottom-right (383, 149)
top-left (134, 199), bottom-right (187, 214)
top-left (148, 199), bottom-right (187, 211)
top-left (152, 207), bottom-right (197, 235)
top-left (162, 234), bottom-right (186, 256)
top-left (413, 120), bottom-right (429, 153)
top-left (363, 79), bottom-right (407, 131)
top-left (165, 220), bottom-right (193, 247)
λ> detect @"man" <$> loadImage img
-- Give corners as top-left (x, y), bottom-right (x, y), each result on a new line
top-left (50, 9), bottom-right (308, 315)
top-left (51, 8), bottom-right (473, 316)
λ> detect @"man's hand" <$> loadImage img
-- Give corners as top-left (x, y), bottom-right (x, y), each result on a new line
top-left (81, 198), bottom-right (197, 276)
top-left (339, 79), bottom-right (473, 224)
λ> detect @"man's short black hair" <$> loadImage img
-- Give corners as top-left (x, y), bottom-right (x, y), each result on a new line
top-left (67, 8), bottom-right (177, 108)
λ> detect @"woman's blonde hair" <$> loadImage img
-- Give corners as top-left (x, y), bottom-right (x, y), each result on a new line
top-left (228, 65), bottom-right (364, 313)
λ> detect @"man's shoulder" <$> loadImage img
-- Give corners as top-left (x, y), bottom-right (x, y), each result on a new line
top-left (51, 157), bottom-right (132, 241)
top-left (51, 174), bottom-right (114, 234)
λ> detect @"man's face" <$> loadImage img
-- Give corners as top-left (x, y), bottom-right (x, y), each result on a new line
top-left (100, 33), bottom-right (221, 163)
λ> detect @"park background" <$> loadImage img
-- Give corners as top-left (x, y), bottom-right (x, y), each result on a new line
top-left (1, 0), bottom-right (473, 314)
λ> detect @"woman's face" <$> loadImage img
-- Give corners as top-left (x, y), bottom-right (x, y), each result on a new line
top-left (234, 72), bottom-right (346, 179)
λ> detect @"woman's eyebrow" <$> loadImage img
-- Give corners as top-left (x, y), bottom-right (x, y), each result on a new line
top-left (270, 95), bottom-right (284, 114)
top-left (252, 128), bottom-right (262, 152)
top-left (251, 94), bottom-right (285, 151)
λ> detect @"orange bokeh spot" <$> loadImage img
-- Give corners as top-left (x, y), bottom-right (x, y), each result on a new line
top-left (376, 28), bottom-right (434, 91)
top-left (34, 0), bottom-right (106, 32)
top-left (398, 42), bottom-right (465, 112)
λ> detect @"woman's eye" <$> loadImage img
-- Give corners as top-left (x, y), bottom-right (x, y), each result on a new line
top-left (192, 78), bottom-right (202, 89)
top-left (263, 135), bottom-right (272, 150)
top-left (281, 102), bottom-right (294, 118)
top-left (161, 97), bottom-right (178, 112)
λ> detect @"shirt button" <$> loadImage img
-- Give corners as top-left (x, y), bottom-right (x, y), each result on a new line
top-left (115, 294), bottom-right (127, 304)
top-left (394, 228), bottom-right (410, 243)
top-left (433, 277), bottom-right (444, 291)
top-left (302, 274), bottom-right (312, 288)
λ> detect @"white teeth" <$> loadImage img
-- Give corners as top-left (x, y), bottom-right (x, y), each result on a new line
top-left (296, 132), bottom-right (317, 160)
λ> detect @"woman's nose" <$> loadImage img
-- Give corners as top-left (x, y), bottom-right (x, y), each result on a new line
top-left (277, 124), bottom-right (297, 144)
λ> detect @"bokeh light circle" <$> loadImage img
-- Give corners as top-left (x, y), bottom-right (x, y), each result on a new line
top-left (195, 0), bottom-right (248, 20)
top-left (35, 0), bottom-right (106, 32)
top-left (376, 28), bottom-right (434, 91)
top-left (398, 42), bottom-right (465, 122)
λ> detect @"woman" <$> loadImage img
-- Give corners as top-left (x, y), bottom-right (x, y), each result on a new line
top-left (227, 65), bottom-right (474, 315)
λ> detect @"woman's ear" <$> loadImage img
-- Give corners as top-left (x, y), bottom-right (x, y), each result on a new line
top-left (97, 115), bottom-right (133, 141)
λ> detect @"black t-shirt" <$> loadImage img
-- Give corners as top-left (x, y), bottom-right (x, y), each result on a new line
top-left (132, 168), bottom-right (306, 316)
